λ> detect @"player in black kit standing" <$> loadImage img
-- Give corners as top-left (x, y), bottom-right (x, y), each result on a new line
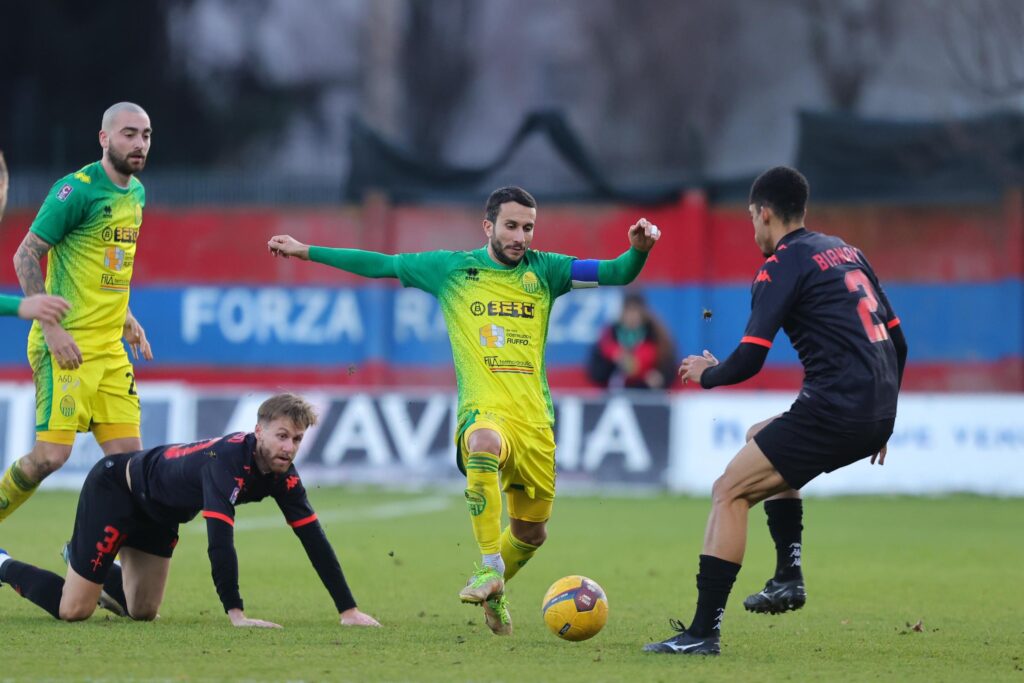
top-left (645, 166), bottom-right (908, 655)
top-left (0, 393), bottom-right (380, 628)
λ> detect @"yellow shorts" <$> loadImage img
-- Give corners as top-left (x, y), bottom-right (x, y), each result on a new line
top-left (458, 411), bottom-right (556, 523)
top-left (29, 343), bottom-right (140, 439)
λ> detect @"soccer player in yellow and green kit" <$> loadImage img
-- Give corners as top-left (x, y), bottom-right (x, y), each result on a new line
top-left (267, 186), bottom-right (661, 635)
top-left (0, 103), bottom-right (154, 523)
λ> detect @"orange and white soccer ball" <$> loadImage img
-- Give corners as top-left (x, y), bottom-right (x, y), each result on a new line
top-left (541, 575), bottom-right (609, 641)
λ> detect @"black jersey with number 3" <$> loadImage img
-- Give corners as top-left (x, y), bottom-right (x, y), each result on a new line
top-left (737, 228), bottom-right (901, 421)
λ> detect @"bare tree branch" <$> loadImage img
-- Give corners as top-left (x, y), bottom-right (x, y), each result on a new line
top-left (942, 0), bottom-right (1024, 97)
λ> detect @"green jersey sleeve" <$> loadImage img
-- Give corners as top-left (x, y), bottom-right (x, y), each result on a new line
top-left (30, 177), bottom-right (88, 245)
top-left (532, 251), bottom-right (575, 298)
top-left (0, 293), bottom-right (20, 317)
top-left (393, 250), bottom-right (458, 296)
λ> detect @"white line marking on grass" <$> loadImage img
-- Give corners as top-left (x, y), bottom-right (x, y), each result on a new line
top-left (185, 495), bottom-right (453, 534)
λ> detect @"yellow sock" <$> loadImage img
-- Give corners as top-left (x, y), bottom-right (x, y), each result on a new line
top-left (500, 527), bottom-right (540, 581)
top-left (0, 461), bottom-right (39, 523)
top-left (464, 451), bottom-right (502, 554)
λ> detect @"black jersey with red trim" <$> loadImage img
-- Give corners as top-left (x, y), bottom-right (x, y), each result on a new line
top-left (127, 432), bottom-right (316, 529)
top-left (733, 228), bottom-right (901, 421)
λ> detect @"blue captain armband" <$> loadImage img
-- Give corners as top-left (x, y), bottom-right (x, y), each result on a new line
top-left (570, 259), bottom-right (600, 289)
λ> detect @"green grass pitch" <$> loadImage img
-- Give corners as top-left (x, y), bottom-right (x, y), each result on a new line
top-left (1, 489), bottom-right (1021, 682)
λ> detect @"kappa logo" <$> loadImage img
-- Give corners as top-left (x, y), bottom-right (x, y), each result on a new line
top-left (286, 475), bottom-right (300, 490)
top-left (755, 270), bottom-right (772, 283)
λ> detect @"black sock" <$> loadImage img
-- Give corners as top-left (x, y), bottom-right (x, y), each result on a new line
top-left (765, 499), bottom-right (803, 581)
top-left (689, 554), bottom-right (741, 637)
top-left (103, 563), bottom-right (129, 615)
top-left (0, 559), bottom-right (65, 619)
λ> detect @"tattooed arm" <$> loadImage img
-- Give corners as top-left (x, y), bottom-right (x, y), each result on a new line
top-left (14, 232), bottom-right (50, 297)
top-left (14, 232), bottom-right (82, 369)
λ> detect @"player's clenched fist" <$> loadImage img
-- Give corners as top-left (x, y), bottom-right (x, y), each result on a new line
top-left (268, 234), bottom-right (311, 260)
top-left (628, 217), bottom-right (661, 253)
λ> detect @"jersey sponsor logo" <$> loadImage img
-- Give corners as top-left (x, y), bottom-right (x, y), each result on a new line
top-left (479, 324), bottom-right (505, 348)
top-left (755, 270), bottom-right (772, 283)
top-left (521, 271), bottom-right (540, 293)
top-left (488, 301), bottom-right (535, 319)
top-left (59, 395), bottom-right (76, 418)
top-left (104, 246), bottom-right (126, 271)
top-left (470, 301), bottom-right (486, 316)
top-left (56, 184), bottom-right (74, 202)
top-left (483, 356), bottom-right (535, 374)
top-left (100, 273), bottom-right (131, 292)
top-left (73, 172), bottom-right (92, 184)
top-left (101, 227), bottom-right (139, 244)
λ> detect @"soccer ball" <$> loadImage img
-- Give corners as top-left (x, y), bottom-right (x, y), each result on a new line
top-left (541, 575), bottom-right (609, 641)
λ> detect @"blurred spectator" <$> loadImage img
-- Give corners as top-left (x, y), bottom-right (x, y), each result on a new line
top-left (587, 292), bottom-right (677, 390)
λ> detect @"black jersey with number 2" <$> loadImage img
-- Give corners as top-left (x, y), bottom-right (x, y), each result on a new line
top-left (708, 228), bottom-right (902, 421)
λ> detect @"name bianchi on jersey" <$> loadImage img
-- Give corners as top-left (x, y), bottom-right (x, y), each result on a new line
top-left (483, 356), bottom-right (535, 375)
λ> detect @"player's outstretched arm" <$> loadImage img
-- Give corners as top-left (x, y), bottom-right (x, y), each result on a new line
top-left (291, 520), bottom-right (381, 626)
top-left (580, 218), bottom-right (661, 288)
top-left (268, 234), bottom-right (398, 279)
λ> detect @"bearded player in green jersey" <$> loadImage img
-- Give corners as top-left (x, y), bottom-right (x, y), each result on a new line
top-left (0, 104), bottom-right (154, 523)
top-left (268, 186), bottom-right (660, 635)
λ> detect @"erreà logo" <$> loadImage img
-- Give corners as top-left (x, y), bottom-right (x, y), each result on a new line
top-left (522, 271), bottom-right (539, 293)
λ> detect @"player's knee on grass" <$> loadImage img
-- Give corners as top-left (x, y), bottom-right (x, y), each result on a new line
top-left (128, 603), bottom-right (159, 621)
top-left (59, 597), bottom-right (98, 622)
top-left (466, 428), bottom-right (502, 457)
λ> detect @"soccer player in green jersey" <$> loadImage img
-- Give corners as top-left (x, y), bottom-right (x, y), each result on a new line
top-left (268, 186), bottom-right (660, 635)
top-left (0, 103), bottom-right (154, 523)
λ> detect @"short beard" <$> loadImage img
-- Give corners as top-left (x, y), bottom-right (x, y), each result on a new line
top-left (490, 236), bottom-right (523, 266)
top-left (107, 146), bottom-right (143, 176)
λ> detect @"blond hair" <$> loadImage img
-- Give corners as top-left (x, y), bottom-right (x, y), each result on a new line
top-left (257, 393), bottom-right (318, 429)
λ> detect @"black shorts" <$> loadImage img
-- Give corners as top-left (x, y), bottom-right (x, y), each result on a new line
top-left (68, 453), bottom-right (179, 584)
top-left (753, 401), bottom-right (895, 490)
